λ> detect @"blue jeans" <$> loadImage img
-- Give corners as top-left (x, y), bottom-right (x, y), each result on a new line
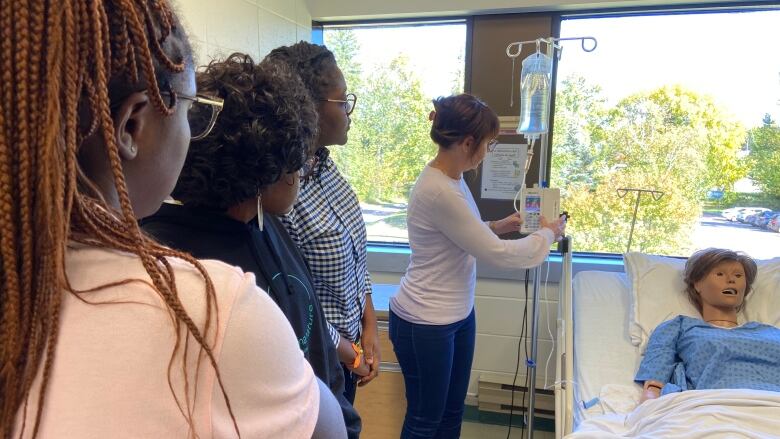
top-left (389, 309), bottom-right (476, 439)
top-left (343, 364), bottom-right (357, 404)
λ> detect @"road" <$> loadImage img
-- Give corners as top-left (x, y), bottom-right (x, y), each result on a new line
top-left (692, 213), bottom-right (780, 259)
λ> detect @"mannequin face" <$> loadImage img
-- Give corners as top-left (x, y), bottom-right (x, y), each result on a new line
top-left (694, 260), bottom-right (747, 312)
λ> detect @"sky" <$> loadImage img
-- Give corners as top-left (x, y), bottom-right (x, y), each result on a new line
top-left (558, 11), bottom-right (780, 128)
top-left (328, 9), bottom-right (780, 130)
top-left (331, 24), bottom-right (467, 99)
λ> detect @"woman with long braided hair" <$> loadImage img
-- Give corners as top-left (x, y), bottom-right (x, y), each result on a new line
top-left (0, 1), bottom-right (337, 438)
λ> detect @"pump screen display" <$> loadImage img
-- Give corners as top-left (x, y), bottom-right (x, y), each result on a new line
top-left (525, 195), bottom-right (541, 213)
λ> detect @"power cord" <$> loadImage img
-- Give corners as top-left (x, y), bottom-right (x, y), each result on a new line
top-left (507, 269), bottom-right (531, 439)
top-left (543, 260), bottom-right (555, 390)
top-left (512, 138), bottom-right (535, 215)
top-left (520, 281), bottom-right (532, 439)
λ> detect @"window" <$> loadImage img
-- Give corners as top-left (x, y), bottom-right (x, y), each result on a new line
top-left (552, 10), bottom-right (780, 258)
top-left (324, 22), bottom-right (467, 243)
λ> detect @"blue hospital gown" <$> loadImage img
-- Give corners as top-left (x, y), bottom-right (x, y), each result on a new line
top-left (635, 315), bottom-right (780, 394)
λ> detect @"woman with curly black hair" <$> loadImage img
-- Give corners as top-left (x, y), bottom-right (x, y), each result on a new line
top-left (141, 52), bottom-right (358, 438)
top-left (266, 41), bottom-right (380, 407)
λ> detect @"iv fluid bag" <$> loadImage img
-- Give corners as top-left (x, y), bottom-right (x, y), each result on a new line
top-left (517, 52), bottom-right (553, 138)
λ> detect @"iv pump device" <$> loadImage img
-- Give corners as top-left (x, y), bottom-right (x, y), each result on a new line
top-left (516, 185), bottom-right (560, 234)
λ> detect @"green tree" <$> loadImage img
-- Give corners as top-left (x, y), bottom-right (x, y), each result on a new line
top-left (551, 74), bottom-right (607, 187)
top-left (334, 55), bottom-right (434, 202)
top-left (324, 29), bottom-right (363, 92)
top-left (747, 116), bottom-right (780, 197)
top-left (325, 30), bottom-right (435, 203)
top-left (325, 30), bottom-right (435, 202)
top-left (554, 84), bottom-right (747, 255)
top-left (450, 52), bottom-right (465, 95)
top-left (641, 86), bottom-right (746, 192)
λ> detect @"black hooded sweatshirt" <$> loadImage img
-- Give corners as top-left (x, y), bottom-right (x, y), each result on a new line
top-left (142, 203), bottom-right (361, 438)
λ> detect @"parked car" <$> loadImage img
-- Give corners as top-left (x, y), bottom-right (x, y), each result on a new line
top-left (768, 214), bottom-right (780, 232)
top-left (755, 211), bottom-right (777, 228)
top-left (737, 207), bottom-right (770, 223)
top-left (747, 210), bottom-right (773, 227)
top-left (722, 207), bottom-right (749, 221)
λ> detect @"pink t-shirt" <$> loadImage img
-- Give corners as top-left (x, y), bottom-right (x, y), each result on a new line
top-left (14, 244), bottom-right (319, 438)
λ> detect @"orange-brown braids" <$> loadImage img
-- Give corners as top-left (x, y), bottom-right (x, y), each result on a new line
top-left (0, 1), bottom-right (238, 438)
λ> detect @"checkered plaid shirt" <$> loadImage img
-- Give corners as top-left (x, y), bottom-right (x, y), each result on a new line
top-left (281, 157), bottom-right (371, 345)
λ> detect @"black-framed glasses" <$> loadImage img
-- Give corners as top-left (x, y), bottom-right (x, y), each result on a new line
top-left (321, 93), bottom-right (357, 116)
top-left (487, 139), bottom-right (499, 152)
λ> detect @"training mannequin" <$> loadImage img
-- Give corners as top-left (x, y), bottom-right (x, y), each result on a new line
top-left (635, 248), bottom-right (780, 403)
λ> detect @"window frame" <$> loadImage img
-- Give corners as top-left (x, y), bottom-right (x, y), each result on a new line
top-left (320, 18), bottom-right (471, 246)
top-left (549, 3), bottom-right (780, 257)
top-left (316, 3), bottom-right (780, 259)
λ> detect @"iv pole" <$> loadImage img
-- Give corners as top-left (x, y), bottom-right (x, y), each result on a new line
top-left (505, 36), bottom-right (596, 439)
top-left (616, 188), bottom-right (665, 253)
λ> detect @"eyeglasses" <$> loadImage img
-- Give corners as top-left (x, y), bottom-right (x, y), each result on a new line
top-left (177, 94), bottom-right (224, 141)
top-left (321, 93), bottom-right (357, 116)
top-left (160, 91), bottom-right (224, 141)
top-left (487, 139), bottom-right (499, 152)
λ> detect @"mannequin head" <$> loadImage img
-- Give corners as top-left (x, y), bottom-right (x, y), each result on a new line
top-left (684, 248), bottom-right (757, 315)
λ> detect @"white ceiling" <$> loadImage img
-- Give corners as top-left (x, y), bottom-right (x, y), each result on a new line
top-left (306, 0), bottom-right (767, 22)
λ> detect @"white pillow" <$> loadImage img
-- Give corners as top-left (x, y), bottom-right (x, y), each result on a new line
top-left (623, 253), bottom-right (700, 350)
top-left (625, 252), bottom-right (780, 351)
top-left (744, 257), bottom-right (780, 326)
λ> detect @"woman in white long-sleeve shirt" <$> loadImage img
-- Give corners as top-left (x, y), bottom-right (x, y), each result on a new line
top-left (389, 94), bottom-right (565, 439)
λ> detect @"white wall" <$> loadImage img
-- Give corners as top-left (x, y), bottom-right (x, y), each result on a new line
top-left (177, 0), bottom-right (312, 66)
top-left (306, 0), bottom-right (745, 21)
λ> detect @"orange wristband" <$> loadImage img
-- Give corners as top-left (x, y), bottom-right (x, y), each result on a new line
top-left (351, 342), bottom-right (363, 369)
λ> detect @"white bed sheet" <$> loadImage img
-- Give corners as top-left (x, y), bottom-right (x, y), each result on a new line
top-left (566, 389), bottom-right (780, 438)
top-left (572, 271), bottom-right (641, 426)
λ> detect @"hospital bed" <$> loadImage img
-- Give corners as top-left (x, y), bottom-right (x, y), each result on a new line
top-left (554, 253), bottom-right (780, 438)
top-left (555, 269), bottom-right (637, 438)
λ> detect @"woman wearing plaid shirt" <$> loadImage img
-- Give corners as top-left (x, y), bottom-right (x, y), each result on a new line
top-left (268, 42), bottom-right (380, 405)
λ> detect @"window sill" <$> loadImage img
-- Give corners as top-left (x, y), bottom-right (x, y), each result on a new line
top-left (367, 243), bottom-right (626, 282)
